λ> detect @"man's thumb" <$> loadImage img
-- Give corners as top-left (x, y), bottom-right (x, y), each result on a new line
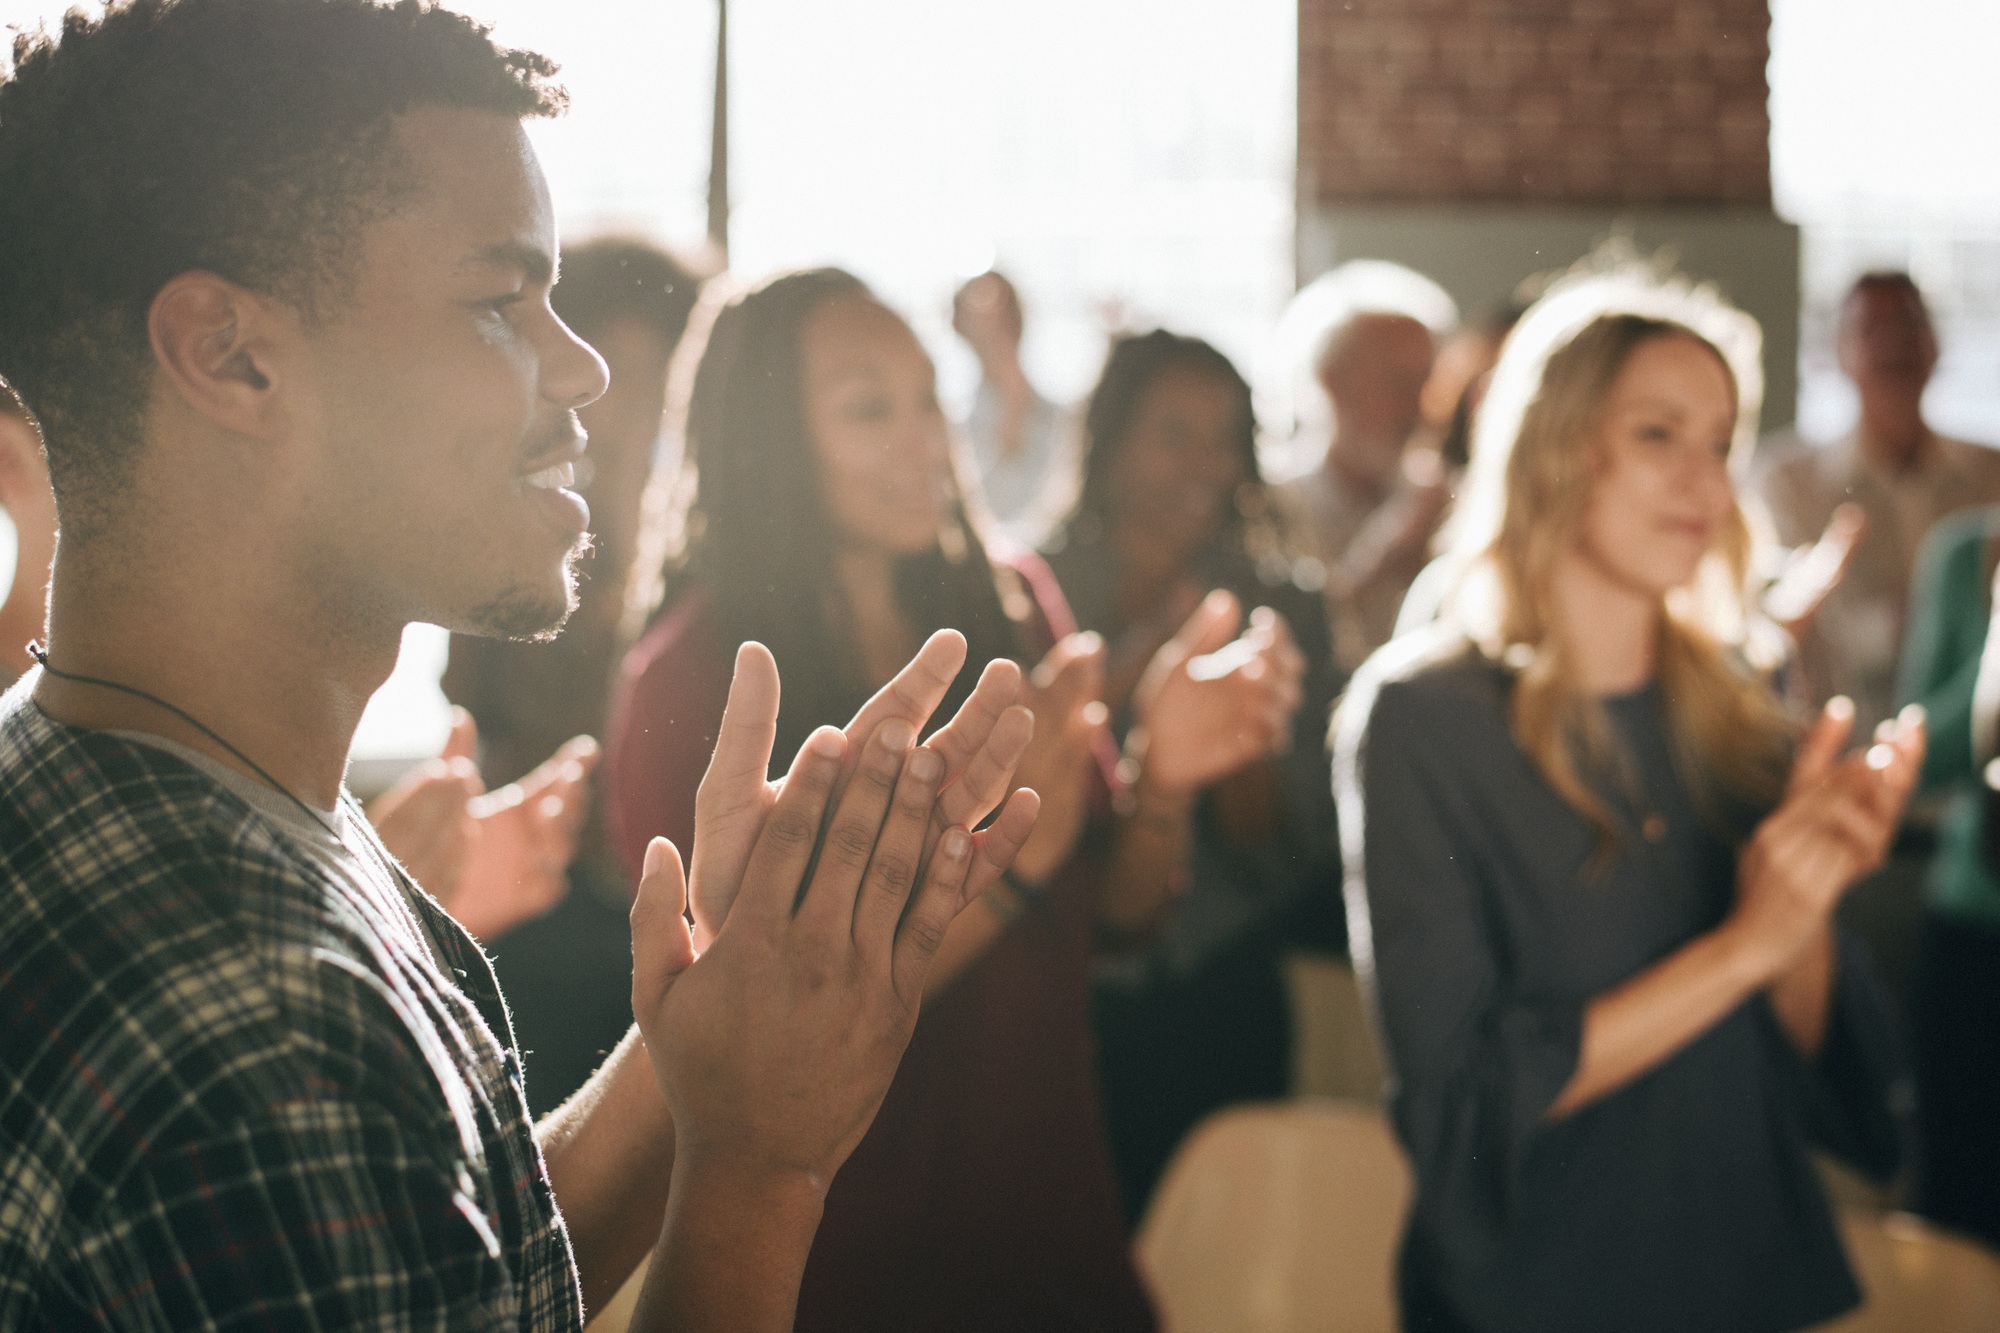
top-left (631, 837), bottom-right (696, 1005)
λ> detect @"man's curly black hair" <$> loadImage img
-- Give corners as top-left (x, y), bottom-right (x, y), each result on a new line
top-left (0, 0), bottom-right (565, 537)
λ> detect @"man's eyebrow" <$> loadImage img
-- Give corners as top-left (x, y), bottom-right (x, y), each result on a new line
top-left (462, 240), bottom-right (556, 286)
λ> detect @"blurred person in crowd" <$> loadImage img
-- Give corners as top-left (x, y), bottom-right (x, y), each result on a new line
top-left (0, 3), bottom-right (1041, 1328)
top-left (443, 234), bottom-right (711, 1111)
top-left (2, 386), bottom-right (602, 952)
top-left (1271, 261), bottom-right (1458, 670)
top-left (1753, 272), bottom-right (2000, 1013)
top-left (952, 268), bottom-right (1071, 546)
top-left (1338, 271), bottom-right (1916, 1332)
top-left (1894, 507), bottom-right (2000, 1248)
top-left (0, 387), bottom-right (53, 687)
top-left (1426, 299), bottom-right (1528, 474)
top-left (364, 705), bottom-right (597, 942)
top-left (1755, 272), bottom-right (2000, 742)
top-left (1043, 329), bottom-right (1338, 1220)
top-left (605, 269), bottom-right (1297, 1331)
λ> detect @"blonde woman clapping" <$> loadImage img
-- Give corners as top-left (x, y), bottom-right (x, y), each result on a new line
top-left (1337, 273), bottom-right (1919, 1333)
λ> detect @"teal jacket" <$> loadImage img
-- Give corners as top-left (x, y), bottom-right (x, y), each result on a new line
top-left (1896, 504), bottom-right (2000, 931)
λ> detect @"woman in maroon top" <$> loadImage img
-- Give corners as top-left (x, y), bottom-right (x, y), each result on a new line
top-left (605, 269), bottom-right (1298, 1331)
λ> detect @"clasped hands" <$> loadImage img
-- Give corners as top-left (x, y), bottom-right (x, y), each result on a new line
top-left (999, 589), bottom-right (1306, 883)
top-left (630, 630), bottom-right (1041, 1196)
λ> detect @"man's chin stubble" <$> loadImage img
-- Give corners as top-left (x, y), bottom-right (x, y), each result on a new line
top-left (465, 534), bottom-right (591, 643)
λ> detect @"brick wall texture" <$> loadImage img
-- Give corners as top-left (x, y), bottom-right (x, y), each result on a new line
top-left (1299, 0), bottom-right (1772, 206)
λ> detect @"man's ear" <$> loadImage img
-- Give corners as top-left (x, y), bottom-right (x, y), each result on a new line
top-left (147, 271), bottom-right (292, 441)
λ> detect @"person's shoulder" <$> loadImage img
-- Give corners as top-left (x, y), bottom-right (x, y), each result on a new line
top-left (0, 694), bottom-right (464, 1187)
top-left (1937, 435), bottom-right (2000, 489)
top-left (1748, 431), bottom-right (1848, 542)
top-left (1922, 499), bottom-right (2000, 555)
top-left (1335, 624), bottom-right (1505, 759)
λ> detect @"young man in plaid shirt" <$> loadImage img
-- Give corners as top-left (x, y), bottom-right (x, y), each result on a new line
top-left (0, 2), bottom-right (1041, 1328)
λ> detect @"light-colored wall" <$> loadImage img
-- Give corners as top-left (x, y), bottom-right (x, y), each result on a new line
top-left (1299, 203), bottom-right (1802, 432)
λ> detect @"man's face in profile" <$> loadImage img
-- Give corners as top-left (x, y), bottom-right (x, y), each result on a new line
top-left (284, 106), bottom-right (609, 642)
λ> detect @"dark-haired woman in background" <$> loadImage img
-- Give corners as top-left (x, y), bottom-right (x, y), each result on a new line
top-left (603, 269), bottom-right (1297, 1331)
top-left (1043, 329), bottom-right (1342, 1220)
top-left (1338, 275), bottom-right (1917, 1332)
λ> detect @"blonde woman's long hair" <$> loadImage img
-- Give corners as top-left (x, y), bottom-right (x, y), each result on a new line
top-left (1439, 269), bottom-right (1794, 855)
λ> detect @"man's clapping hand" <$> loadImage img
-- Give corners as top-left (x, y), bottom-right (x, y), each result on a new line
top-left (631, 633), bottom-right (1039, 1192)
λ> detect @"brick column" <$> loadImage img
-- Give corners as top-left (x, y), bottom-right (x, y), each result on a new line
top-left (1296, 0), bottom-right (1798, 428)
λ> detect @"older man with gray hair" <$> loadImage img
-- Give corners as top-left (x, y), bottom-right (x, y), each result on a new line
top-left (1270, 260), bottom-right (1457, 670)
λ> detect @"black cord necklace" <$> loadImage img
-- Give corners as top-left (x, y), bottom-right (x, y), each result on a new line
top-left (26, 640), bottom-right (340, 838)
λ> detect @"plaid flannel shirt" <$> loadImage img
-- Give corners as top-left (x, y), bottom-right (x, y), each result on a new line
top-left (0, 679), bottom-right (585, 1330)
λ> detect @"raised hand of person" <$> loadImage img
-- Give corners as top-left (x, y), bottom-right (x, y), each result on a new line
top-left (1010, 631), bottom-right (1110, 882)
top-left (1727, 696), bottom-right (1925, 979)
top-left (624, 656), bottom-right (1040, 1331)
top-left (454, 732), bottom-right (598, 941)
top-left (1764, 502), bottom-right (1868, 638)
top-left (682, 632), bottom-right (1035, 951)
top-left (365, 707), bottom-right (485, 902)
top-left (1127, 590), bottom-right (1306, 800)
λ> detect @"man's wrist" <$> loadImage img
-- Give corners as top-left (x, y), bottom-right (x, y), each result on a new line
top-left (668, 1150), bottom-right (830, 1217)
top-left (646, 1153), bottom-right (829, 1332)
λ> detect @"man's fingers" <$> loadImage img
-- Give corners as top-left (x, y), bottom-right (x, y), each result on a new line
top-left (840, 630), bottom-right (968, 764)
top-left (892, 787), bottom-right (1041, 1004)
top-left (796, 717), bottom-right (915, 938)
top-left (934, 702), bottom-right (1036, 833)
top-left (733, 726), bottom-right (848, 933)
top-left (688, 644), bottom-right (784, 936)
top-left (956, 787), bottom-right (1043, 906)
top-left (852, 743), bottom-right (948, 965)
top-left (923, 656), bottom-right (1023, 782)
top-left (630, 837), bottom-right (696, 1010)
top-left (698, 643), bottom-right (783, 820)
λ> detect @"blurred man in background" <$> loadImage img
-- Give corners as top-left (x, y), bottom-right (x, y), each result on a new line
top-left (1271, 261), bottom-right (1457, 670)
top-left (1756, 271), bottom-right (2000, 742)
top-left (953, 269), bottom-right (1071, 546)
top-left (1754, 271), bottom-right (2000, 1014)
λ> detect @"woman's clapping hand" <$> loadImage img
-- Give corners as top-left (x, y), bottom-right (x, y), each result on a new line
top-left (1728, 696), bottom-right (1926, 979)
top-left (1127, 589), bottom-right (1305, 800)
top-left (1009, 632), bottom-right (1112, 882)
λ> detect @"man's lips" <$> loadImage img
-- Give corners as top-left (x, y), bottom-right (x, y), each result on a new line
top-left (516, 433), bottom-right (591, 536)
top-left (521, 459), bottom-right (578, 492)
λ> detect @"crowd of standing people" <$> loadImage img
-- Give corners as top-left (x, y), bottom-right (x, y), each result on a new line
top-left (1, 3), bottom-right (1996, 1331)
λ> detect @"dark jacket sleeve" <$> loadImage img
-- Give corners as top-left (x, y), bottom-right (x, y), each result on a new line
top-left (1337, 676), bottom-right (1584, 1268)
